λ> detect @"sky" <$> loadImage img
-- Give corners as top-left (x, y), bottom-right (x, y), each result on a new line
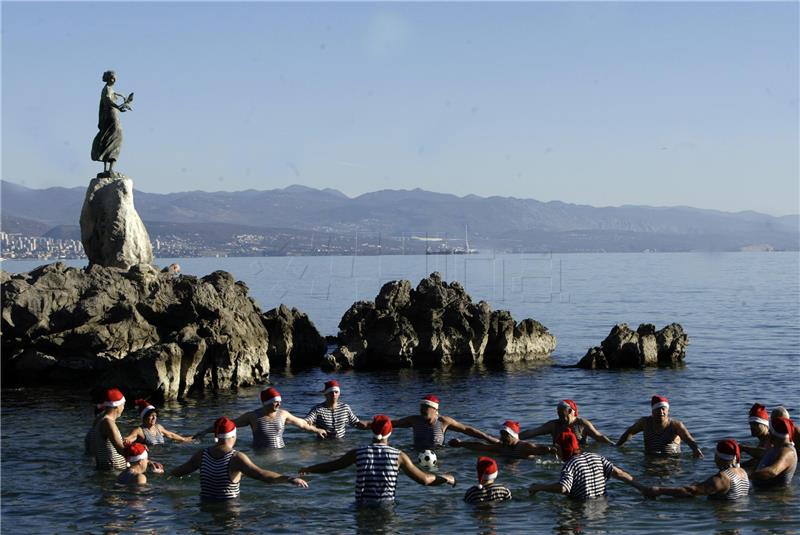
top-left (2, 1), bottom-right (798, 216)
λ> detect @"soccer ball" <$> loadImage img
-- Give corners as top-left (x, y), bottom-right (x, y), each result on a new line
top-left (418, 450), bottom-right (438, 470)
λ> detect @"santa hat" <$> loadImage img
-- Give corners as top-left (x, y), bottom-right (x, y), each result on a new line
top-left (371, 414), bottom-right (392, 440)
top-left (501, 420), bottom-right (520, 439)
top-left (555, 429), bottom-right (580, 461)
top-left (558, 399), bottom-right (578, 417)
top-left (103, 388), bottom-right (126, 408)
top-left (260, 387), bottom-right (281, 405)
top-left (134, 399), bottom-right (156, 418)
top-left (324, 380), bottom-right (340, 394)
top-left (651, 395), bottom-right (669, 411)
top-left (124, 443), bottom-right (149, 463)
top-left (769, 417), bottom-right (795, 442)
top-left (715, 439), bottom-right (740, 465)
top-left (420, 394), bottom-right (440, 410)
top-left (476, 456), bottom-right (498, 489)
top-left (214, 416), bottom-right (237, 442)
top-left (748, 403), bottom-right (769, 426)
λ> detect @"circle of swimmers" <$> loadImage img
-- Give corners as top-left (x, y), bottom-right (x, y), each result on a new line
top-left (86, 380), bottom-right (797, 505)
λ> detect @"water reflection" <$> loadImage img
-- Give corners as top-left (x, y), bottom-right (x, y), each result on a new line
top-left (353, 502), bottom-right (397, 534)
top-left (554, 497), bottom-right (610, 535)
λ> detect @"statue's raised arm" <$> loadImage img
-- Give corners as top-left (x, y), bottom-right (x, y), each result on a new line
top-left (91, 70), bottom-right (133, 176)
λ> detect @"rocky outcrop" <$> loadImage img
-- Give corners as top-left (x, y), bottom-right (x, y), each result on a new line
top-left (576, 323), bottom-right (688, 369)
top-left (80, 176), bottom-right (153, 269)
top-left (262, 304), bottom-right (326, 369)
top-left (1, 263), bottom-right (269, 400)
top-left (324, 272), bottom-right (556, 370)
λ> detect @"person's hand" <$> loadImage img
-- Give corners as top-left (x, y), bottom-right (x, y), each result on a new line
top-left (442, 473), bottom-right (456, 486)
top-left (122, 438), bottom-right (131, 447)
top-left (192, 432), bottom-right (205, 440)
top-left (150, 461), bottom-right (165, 474)
top-left (447, 438), bottom-right (461, 447)
top-left (693, 448), bottom-right (704, 459)
top-left (316, 429), bottom-right (328, 439)
top-left (289, 476), bottom-right (309, 488)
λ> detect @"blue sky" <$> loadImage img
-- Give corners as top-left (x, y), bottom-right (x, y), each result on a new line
top-left (2, 1), bottom-right (798, 216)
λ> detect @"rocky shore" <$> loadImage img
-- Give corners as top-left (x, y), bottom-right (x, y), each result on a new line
top-left (576, 323), bottom-right (688, 369)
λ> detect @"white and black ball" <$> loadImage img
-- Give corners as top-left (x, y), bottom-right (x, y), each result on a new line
top-left (417, 449), bottom-right (438, 470)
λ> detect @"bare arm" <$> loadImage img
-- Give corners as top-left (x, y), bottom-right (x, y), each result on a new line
top-left (170, 450), bottom-right (203, 477)
top-left (398, 451), bottom-right (455, 486)
top-left (300, 449), bottom-right (358, 475)
top-left (443, 416), bottom-right (499, 444)
top-left (390, 415), bottom-right (416, 428)
top-left (581, 418), bottom-right (615, 445)
top-left (284, 411), bottom-right (327, 438)
top-left (447, 438), bottom-right (502, 454)
top-left (158, 424), bottom-right (193, 443)
top-left (610, 466), bottom-right (647, 491)
top-left (675, 421), bottom-right (703, 458)
top-left (518, 441), bottom-right (558, 457)
top-left (232, 452), bottom-right (308, 487)
top-left (752, 448), bottom-right (793, 480)
top-left (124, 427), bottom-right (144, 444)
top-left (648, 473), bottom-right (726, 498)
top-left (195, 411), bottom-right (252, 438)
top-left (519, 421), bottom-right (554, 441)
top-left (529, 482), bottom-right (567, 495)
top-left (616, 418), bottom-right (645, 447)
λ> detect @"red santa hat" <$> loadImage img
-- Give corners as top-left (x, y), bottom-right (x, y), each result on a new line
top-left (715, 439), bottom-right (741, 464)
top-left (476, 456), bottom-right (498, 489)
top-left (324, 380), bottom-right (340, 394)
top-left (420, 394), bottom-right (440, 410)
top-left (555, 429), bottom-right (580, 461)
top-left (748, 403), bottom-right (769, 426)
top-left (103, 388), bottom-right (126, 408)
top-left (501, 420), bottom-right (520, 439)
top-left (260, 387), bottom-right (281, 405)
top-left (558, 399), bottom-right (578, 417)
top-left (371, 414), bottom-right (392, 440)
top-left (769, 417), bottom-right (795, 442)
top-left (651, 395), bottom-right (669, 411)
top-left (134, 399), bottom-right (156, 418)
top-left (124, 443), bottom-right (149, 463)
top-left (214, 416), bottom-right (237, 441)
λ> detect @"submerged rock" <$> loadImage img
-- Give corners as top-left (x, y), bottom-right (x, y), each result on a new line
top-left (328, 272), bottom-right (556, 370)
top-left (577, 323), bottom-right (688, 369)
top-left (1, 263), bottom-right (270, 400)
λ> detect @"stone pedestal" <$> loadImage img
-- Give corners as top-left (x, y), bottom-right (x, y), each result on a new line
top-left (80, 175), bottom-right (153, 269)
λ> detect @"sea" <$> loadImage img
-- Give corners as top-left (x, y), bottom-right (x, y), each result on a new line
top-left (1, 252), bottom-right (798, 534)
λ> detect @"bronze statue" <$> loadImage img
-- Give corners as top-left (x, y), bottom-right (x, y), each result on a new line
top-left (91, 70), bottom-right (133, 175)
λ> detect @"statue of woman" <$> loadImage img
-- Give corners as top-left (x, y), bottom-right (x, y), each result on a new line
top-left (91, 70), bottom-right (132, 175)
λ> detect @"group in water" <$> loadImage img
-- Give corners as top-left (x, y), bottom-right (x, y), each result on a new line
top-left (87, 380), bottom-right (797, 506)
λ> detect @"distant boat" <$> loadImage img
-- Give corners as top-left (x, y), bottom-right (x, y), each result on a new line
top-left (425, 225), bottom-right (478, 255)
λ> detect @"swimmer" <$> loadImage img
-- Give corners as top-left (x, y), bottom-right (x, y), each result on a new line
top-left (391, 394), bottom-right (499, 450)
top-left (519, 399), bottom-right (615, 446)
top-left (530, 429), bottom-right (644, 500)
top-left (463, 457), bottom-right (512, 504)
top-left (125, 399), bottom-right (193, 446)
top-left (643, 439), bottom-right (750, 500)
top-left (448, 420), bottom-right (557, 459)
top-left (117, 443), bottom-right (163, 486)
top-left (194, 387), bottom-right (327, 448)
top-left (741, 403), bottom-right (770, 466)
top-left (299, 414), bottom-right (456, 506)
top-left (93, 388), bottom-right (129, 471)
top-left (172, 416), bottom-right (308, 500)
top-left (771, 406), bottom-right (800, 441)
top-left (84, 386), bottom-right (107, 457)
top-left (616, 395), bottom-right (703, 457)
top-left (303, 380), bottom-right (369, 439)
top-left (751, 417), bottom-right (797, 490)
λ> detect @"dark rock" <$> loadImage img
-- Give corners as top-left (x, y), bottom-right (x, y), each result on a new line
top-left (262, 304), bottom-right (326, 370)
top-left (333, 272), bottom-right (556, 368)
top-left (577, 323), bottom-right (689, 369)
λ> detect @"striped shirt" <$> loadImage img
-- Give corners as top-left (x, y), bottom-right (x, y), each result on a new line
top-left (355, 444), bottom-right (401, 505)
top-left (94, 416), bottom-right (128, 471)
top-left (141, 426), bottom-right (165, 446)
top-left (714, 468), bottom-right (749, 500)
top-left (463, 483), bottom-right (512, 504)
top-left (412, 417), bottom-right (445, 449)
top-left (559, 452), bottom-right (614, 499)
top-left (304, 402), bottom-right (360, 439)
top-left (200, 449), bottom-right (240, 500)
top-left (253, 412), bottom-right (285, 449)
top-left (643, 418), bottom-right (681, 455)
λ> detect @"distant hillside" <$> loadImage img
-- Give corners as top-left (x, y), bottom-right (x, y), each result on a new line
top-left (2, 180), bottom-right (797, 252)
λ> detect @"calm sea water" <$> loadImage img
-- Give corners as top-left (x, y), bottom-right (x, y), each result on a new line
top-left (2, 252), bottom-right (798, 534)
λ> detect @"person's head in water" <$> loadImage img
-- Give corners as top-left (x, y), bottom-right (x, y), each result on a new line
top-left (323, 380), bottom-right (340, 405)
top-left (748, 403), bottom-right (769, 439)
top-left (476, 457), bottom-right (499, 488)
top-left (214, 416), bottom-right (237, 445)
top-left (371, 414), bottom-right (392, 443)
top-left (500, 420), bottom-right (520, 446)
top-left (102, 70), bottom-right (116, 85)
top-left (102, 388), bottom-right (126, 416)
top-left (124, 443), bottom-right (150, 470)
top-left (555, 429), bottom-right (580, 462)
top-left (419, 395), bottom-right (440, 420)
top-left (771, 406), bottom-right (791, 419)
top-left (260, 387), bottom-right (282, 411)
top-left (651, 395), bottom-right (670, 421)
top-left (768, 417), bottom-right (794, 447)
top-left (557, 400), bottom-right (578, 424)
top-left (714, 439), bottom-right (741, 469)
top-left (135, 399), bottom-right (158, 428)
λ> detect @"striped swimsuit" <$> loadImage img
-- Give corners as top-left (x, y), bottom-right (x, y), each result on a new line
top-left (253, 412), bottom-right (285, 449)
top-left (355, 444), bottom-right (401, 505)
top-left (200, 449), bottom-right (240, 500)
top-left (463, 483), bottom-right (512, 504)
top-left (643, 418), bottom-right (681, 455)
top-left (94, 416), bottom-right (128, 471)
top-left (753, 444), bottom-right (797, 489)
top-left (305, 402), bottom-right (360, 439)
top-left (559, 452), bottom-right (614, 499)
top-left (550, 420), bottom-right (587, 445)
top-left (712, 468), bottom-right (749, 500)
top-left (412, 417), bottom-right (444, 449)
top-left (142, 426), bottom-right (165, 446)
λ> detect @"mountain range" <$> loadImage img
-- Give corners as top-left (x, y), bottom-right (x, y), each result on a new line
top-left (1, 180), bottom-right (798, 253)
